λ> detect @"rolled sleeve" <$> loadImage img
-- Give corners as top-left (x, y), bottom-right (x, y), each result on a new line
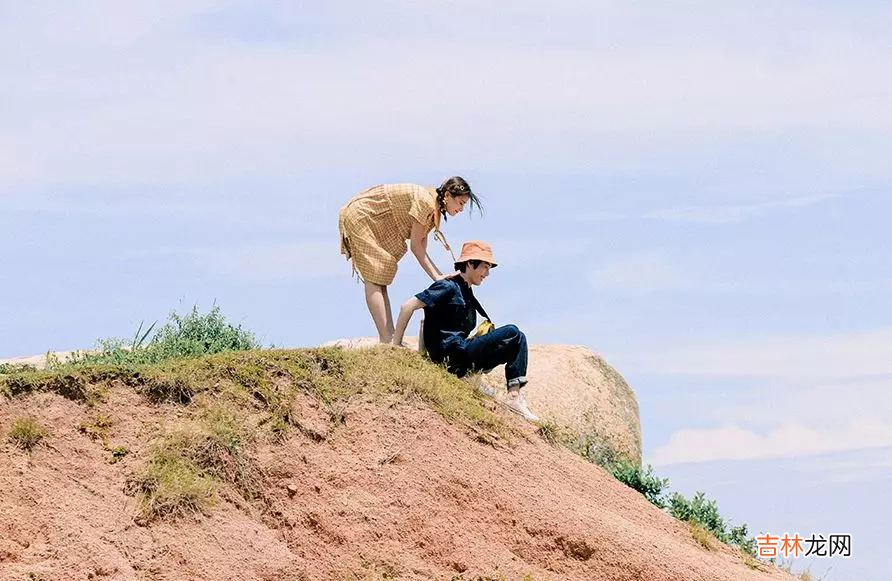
top-left (415, 279), bottom-right (455, 307)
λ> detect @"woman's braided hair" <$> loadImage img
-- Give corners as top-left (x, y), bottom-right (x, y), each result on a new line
top-left (435, 176), bottom-right (483, 222)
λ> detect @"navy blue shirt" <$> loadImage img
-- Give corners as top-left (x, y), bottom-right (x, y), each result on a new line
top-left (415, 277), bottom-right (478, 361)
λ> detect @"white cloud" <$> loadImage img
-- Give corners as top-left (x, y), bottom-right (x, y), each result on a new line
top-left (650, 419), bottom-right (892, 465)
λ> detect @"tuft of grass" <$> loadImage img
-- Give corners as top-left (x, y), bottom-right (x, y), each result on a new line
top-left (0, 362), bottom-right (37, 375)
top-left (773, 559), bottom-right (829, 581)
top-left (78, 414), bottom-right (114, 446)
top-left (126, 410), bottom-right (268, 521)
top-left (126, 437), bottom-right (218, 520)
top-left (536, 419), bottom-right (567, 446)
top-left (690, 522), bottom-right (714, 550)
top-left (743, 555), bottom-right (764, 571)
top-left (344, 347), bottom-right (506, 437)
top-left (8, 416), bottom-right (50, 451)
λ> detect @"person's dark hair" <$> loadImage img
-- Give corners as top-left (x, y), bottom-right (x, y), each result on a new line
top-left (455, 259), bottom-right (485, 272)
top-left (435, 176), bottom-right (483, 221)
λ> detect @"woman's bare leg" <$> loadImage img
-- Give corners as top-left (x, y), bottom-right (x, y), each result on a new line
top-left (364, 281), bottom-right (393, 343)
top-left (381, 286), bottom-right (395, 341)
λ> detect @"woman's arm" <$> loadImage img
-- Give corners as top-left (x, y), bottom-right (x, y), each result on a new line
top-left (410, 219), bottom-right (444, 281)
top-left (392, 297), bottom-right (426, 346)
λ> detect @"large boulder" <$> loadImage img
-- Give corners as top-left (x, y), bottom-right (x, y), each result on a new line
top-left (321, 338), bottom-right (642, 467)
top-left (479, 344), bottom-right (642, 466)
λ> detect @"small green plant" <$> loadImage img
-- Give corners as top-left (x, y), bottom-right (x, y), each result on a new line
top-left (605, 461), bottom-right (670, 509)
top-left (78, 414), bottom-right (114, 446)
top-left (8, 416), bottom-right (50, 451)
top-left (108, 446), bottom-right (129, 464)
top-left (44, 350), bottom-right (62, 368)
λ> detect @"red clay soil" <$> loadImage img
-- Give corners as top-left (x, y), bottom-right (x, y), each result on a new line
top-left (1, 387), bottom-right (793, 581)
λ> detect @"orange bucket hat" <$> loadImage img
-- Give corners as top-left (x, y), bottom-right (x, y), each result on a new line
top-left (453, 240), bottom-right (498, 269)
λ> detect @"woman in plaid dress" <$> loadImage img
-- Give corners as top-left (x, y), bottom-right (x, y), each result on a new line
top-left (339, 176), bottom-right (482, 343)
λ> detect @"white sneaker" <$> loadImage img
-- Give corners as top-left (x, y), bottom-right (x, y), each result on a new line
top-left (476, 378), bottom-right (498, 398)
top-left (504, 387), bottom-right (539, 422)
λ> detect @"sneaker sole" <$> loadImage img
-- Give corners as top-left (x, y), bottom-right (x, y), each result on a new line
top-left (503, 403), bottom-right (539, 422)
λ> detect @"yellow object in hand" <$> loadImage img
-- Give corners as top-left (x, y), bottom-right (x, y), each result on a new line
top-left (469, 319), bottom-right (495, 339)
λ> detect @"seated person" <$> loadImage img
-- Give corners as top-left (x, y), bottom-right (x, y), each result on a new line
top-left (392, 241), bottom-right (538, 421)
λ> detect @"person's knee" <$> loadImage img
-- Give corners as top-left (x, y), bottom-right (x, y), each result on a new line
top-left (504, 324), bottom-right (526, 341)
top-left (502, 324), bottom-right (521, 336)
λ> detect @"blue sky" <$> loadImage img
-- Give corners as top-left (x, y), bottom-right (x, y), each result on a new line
top-left (2, 2), bottom-right (890, 578)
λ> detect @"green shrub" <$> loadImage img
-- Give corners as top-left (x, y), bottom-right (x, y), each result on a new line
top-left (729, 522), bottom-right (758, 558)
top-left (605, 461), bottom-right (670, 509)
top-left (667, 491), bottom-right (758, 557)
top-left (569, 436), bottom-right (669, 509)
top-left (58, 305), bottom-right (259, 367)
top-left (668, 491), bottom-right (728, 541)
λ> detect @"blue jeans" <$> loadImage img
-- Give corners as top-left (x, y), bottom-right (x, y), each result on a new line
top-left (444, 324), bottom-right (529, 386)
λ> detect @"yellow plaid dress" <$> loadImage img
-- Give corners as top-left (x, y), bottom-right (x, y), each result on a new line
top-left (338, 183), bottom-right (441, 285)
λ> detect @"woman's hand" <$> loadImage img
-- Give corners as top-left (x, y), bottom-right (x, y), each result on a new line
top-left (437, 271), bottom-right (459, 281)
